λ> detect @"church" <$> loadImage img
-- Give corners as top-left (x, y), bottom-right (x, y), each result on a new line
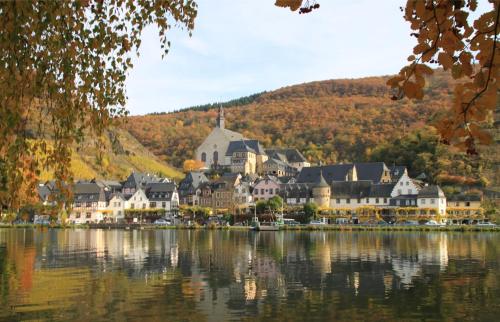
top-left (195, 106), bottom-right (309, 175)
top-left (195, 106), bottom-right (245, 168)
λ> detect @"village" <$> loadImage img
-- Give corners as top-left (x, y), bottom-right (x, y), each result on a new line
top-left (28, 107), bottom-right (487, 228)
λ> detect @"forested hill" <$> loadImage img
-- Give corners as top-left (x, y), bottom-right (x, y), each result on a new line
top-left (124, 70), bottom-right (498, 189)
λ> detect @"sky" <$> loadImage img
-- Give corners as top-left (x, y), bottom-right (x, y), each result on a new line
top-left (125, 0), bottom-right (416, 115)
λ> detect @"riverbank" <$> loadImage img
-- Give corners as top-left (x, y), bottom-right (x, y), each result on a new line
top-left (1, 223), bottom-right (499, 232)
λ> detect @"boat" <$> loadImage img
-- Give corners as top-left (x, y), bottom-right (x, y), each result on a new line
top-left (250, 203), bottom-right (282, 231)
top-left (253, 221), bottom-right (280, 231)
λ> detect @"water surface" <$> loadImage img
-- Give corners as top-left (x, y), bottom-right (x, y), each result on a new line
top-left (0, 228), bottom-right (499, 321)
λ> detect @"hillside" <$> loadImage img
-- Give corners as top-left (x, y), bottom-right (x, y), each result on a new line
top-left (37, 127), bottom-right (184, 182)
top-left (124, 70), bottom-right (498, 188)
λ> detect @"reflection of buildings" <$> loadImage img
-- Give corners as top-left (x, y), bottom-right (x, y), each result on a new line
top-left (0, 229), bottom-right (495, 321)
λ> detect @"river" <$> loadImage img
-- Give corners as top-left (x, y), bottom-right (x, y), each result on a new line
top-left (0, 228), bottom-right (499, 321)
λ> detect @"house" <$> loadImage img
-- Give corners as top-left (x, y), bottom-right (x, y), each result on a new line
top-left (417, 185), bottom-right (447, 216)
top-left (227, 140), bottom-right (258, 175)
top-left (145, 182), bottom-right (179, 219)
top-left (446, 193), bottom-right (483, 223)
top-left (252, 175), bottom-right (281, 201)
top-left (262, 158), bottom-right (296, 177)
top-left (178, 172), bottom-right (209, 205)
top-left (266, 148), bottom-right (310, 171)
top-left (69, 182), bottom-right (108, 224)
top-left (122, 172), bottom-right (159, 197)
top-left (280, 183), bottom-right (313, 205)
top-left (125, 188), bottom-right (149, 210)
top-left (198, 174), bottom-right (242, 213)
top-left (390, 172), bottom-right (422, 198)
top-left (108, 193), bottom-right (126, 223)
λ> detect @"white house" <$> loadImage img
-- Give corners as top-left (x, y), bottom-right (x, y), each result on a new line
top-left (108, 193), bottom-right (126, 223)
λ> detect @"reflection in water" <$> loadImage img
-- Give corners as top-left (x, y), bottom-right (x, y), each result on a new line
top-left (0, 229), bottom-right (499, 321)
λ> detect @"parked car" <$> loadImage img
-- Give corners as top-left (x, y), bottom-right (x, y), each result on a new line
top-left (310, 219), bottom-right (327, 225)
top-left (425, 220), bottom-right (444, 226)
top-left (154, 219), bottom-right (171, 226)
top-left (34, 219), bottom-right (50, 225)
top-left (477, 222), bottom-right (497, 227)
top-left (377, 220), bottom-right (390, 226)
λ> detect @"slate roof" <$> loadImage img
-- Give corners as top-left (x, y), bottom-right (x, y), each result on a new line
top-left (179, 172), bottom-right (209, 191)
top-left (266, 148), bottom-right (307, 163)
top-left (226, 140), bottom-right (256, 155)
top-left (226, 139), bottom-right (265, 156)
top-left (369, 183), bottom-right (396, 198)
top-left (330, 181), bottom-right (372, 198)
top-left (353, 162), bottom-right (389, 183)
top-left (264, 157), bottom-right (289, 168)
top-left (389, 166), bottom-right (407, 181)
top-left (418, 185), bottom-right (445, 198)
top-left (297, 164), bottom-right (354, 183)
top-left (316, 171), bottom-right (330, 188)
top-left (280, 183), bottom-right (313, 198)
top-left (123, 172), bottom-right (158, 190)
top-left (73, 182), bottom-right (106, 203)
top-left (146, 182), bottom-right (176, 201)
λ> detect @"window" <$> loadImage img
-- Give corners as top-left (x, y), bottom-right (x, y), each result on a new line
top-left (118, 211), bottom-right (122, 216)
top-left (421, 199), bottom-right (426, 205)
top-left (142, 203), bottom-right (146, 209)
top-left (376, 198), bottom-right (379, 204)
top-left (150, 202), bottom-right (156, 208)
top-left (466, 201), bottom-right (470, 207)
top-left (406, 181), bottom-right (409, 186)
top-left (455, 202), bottom-right (459, 206)
top-left (213, 151), bottom-right (218, 165)
top-left (397, 189), bottom-right (402, 195)
top-left (396, 200), bottom-right (400, 206)
top-left (201, 152), bottom-right (206, 162)
top-left (76, 212), bottom-right (81, 218)
top-left (75, 202), bottom-right (81, 207)
top-left (431, 199), bottom-right (435, 204)
top-left (384, 198), bottom-right (388, 203)
top-left (366, 198), bottom-right (369, 203)
top-left (357, 198), bottom-right (361, 204)
top-left (346, 198), bottom-right (350, 204)
top-left (400, 182), bottom-right (403, 186)
top-left (336, 198), bottom-right (340, 204)
top-left (162, 202), bottom-right (166, 208)
top-left (86, 202), bottom-right (92, 208)
top-left (275, 188), bottom-right (279, 194)
top-left (261, 189), bottom-right (264, 194)
top-left (86, 212), bottom-right (91, 218)
top-left (130, 203), bottom-right (135, 209)
top-left (408, 189), bottom-right (412, 194)
top-left (254, 189), bottom-right (258, 195)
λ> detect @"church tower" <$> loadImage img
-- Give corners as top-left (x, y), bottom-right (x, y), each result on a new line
top-left (216, 106), bottom-right (225, 129)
